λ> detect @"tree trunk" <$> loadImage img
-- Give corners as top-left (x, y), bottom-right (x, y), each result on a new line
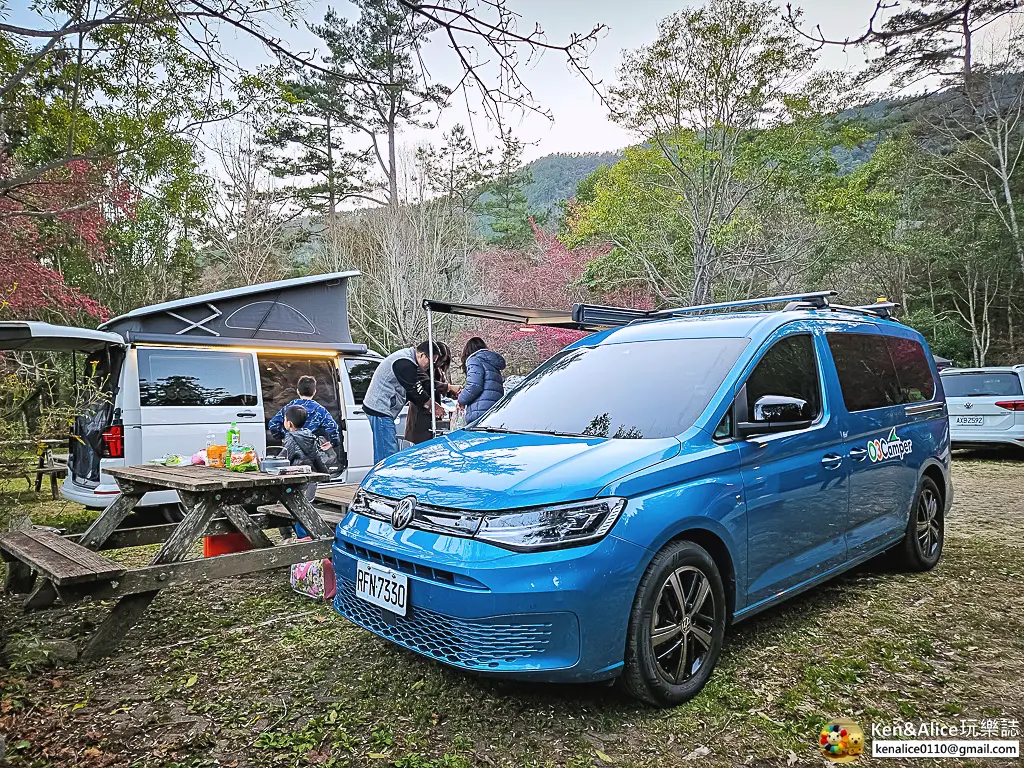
top-left (691, 238), bottom-right (715, 305)
top-left (326, 114), bottom-right (336, 218)
top-left (962, 1), bottom-right (974, 98)
top-left (387, 99), bottom-right (398, 206)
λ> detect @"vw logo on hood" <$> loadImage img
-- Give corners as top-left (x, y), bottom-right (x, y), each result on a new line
top-left (392, 496), bottom-right (417, 531)
top-left (964, 401), bottom-right (973, 409)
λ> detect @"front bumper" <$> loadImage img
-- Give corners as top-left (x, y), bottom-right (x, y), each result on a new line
top-left (331, 512), bottom-right (649, 682)
top-left (949, 427), bottom-right (1024, 448)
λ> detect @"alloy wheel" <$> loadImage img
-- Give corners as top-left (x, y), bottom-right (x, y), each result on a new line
top-left (916, 487), bottom-right (941, 556)
top-left (650, 566), bottom-right (716, 684)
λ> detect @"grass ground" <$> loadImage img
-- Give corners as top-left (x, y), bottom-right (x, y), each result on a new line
top-left (1, 454), bottom-right (1023, 768)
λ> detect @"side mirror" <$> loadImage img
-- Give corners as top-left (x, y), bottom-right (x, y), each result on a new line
top-left (737, 395), bottom-right (813, 438)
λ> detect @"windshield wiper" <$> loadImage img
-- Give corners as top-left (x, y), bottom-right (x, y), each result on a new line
top-left (525, 429), bottom-right (592, 438)
top-left (467, 426), bottom-right (525, 434)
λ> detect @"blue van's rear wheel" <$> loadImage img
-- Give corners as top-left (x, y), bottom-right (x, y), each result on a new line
top-left (620, 540), bottom-right (726, 706)
top-left (896, 476), bottom-right (944, 571)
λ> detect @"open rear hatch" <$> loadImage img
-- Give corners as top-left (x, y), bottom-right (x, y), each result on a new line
top-left (0, 322), bottom-right (126, 486)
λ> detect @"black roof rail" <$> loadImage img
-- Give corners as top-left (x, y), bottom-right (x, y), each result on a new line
top-left (832, 301), bottom-right (901, 320)
top-left (570, 303), bottom-right (651, 328)
top-left (572, 291), bottom-right (837, 328)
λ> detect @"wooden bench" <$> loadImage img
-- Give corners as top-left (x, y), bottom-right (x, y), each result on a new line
top-left (315, 484), bottom-right (359, 527)
top-left (0, 529), bottom-right (126, 606)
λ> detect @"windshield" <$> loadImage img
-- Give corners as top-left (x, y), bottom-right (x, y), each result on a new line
top-left (473, 338), bottom-right (749, 439)
top-left (942, 372), bottom-right (1023, 397)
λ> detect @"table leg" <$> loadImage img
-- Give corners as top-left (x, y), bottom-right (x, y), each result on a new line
top-left (280, 488), bottom-right (333, 539)
top-left (81, 592), bottom-right (159, 660)
top-left (78, 491), bottom-right (145, 550)
top-left (48, 451), bottom-right (59, 501)
top-left (23, 579), bottom-right (58, 610)
top-left (82, 491), bottom-right (217, 659)
top-left (35, 448), bottom-right (44, 493)
top-left (221, 505), bottom-right (274, 548)
top-left (3, 558), bottom-right (36, 595)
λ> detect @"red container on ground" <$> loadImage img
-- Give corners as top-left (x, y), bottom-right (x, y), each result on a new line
top-left (203, 533), bottom-right (252, 557)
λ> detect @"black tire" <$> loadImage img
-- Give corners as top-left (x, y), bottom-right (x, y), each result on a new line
top-left (895, 475), bottom-right (944, 571)
top-left (619, 540), bottom-right (727, 707)
top-left (160, 502), bottom-right (187, 524)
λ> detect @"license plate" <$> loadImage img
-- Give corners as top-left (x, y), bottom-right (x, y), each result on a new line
top-left (355, 560), bottom-right (408, 616)
top-left (955, 415), bottom-right (985, 426)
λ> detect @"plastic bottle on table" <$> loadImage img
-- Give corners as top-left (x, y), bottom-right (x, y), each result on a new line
top-left (225, 422), bottom-right (240, 467)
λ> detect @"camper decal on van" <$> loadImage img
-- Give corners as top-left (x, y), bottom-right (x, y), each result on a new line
top-left (867, 427), bottom-right (913, 463)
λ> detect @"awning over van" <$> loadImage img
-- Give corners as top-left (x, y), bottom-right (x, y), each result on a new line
top-left (422, 300), bottom-right (604, 331)
top-left (0, 322), bottom-right (125, 352)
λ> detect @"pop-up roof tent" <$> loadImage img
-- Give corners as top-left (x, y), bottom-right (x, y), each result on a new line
top-left (100, 271), bottom-right (365, 353)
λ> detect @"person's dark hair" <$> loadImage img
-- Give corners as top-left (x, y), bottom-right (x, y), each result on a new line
top-left (462, 337), bottom-right (488, 375)
top-left (415, 340), bottom-right (443, 358)
top-left (296, 375), bottom-right (316, 397)
top-left (435, 341), bottom-right (451, 371)
top-left (285, 404), bottom-right (308, 429)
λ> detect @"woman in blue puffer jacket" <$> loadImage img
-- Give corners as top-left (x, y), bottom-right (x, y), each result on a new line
top-left (458, 337), bottom-right (506, 423)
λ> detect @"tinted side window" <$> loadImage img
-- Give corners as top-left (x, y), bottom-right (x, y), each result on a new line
top-left (745, 334), bottom-right (822, 419)
top-left (827, 333), bottom-right (901, 412)
top-left (138, 349), bottom-right (257, 407)
top-left (886, 337), bottom-right (936, 402)
top-left (345, 359), bottom-right (380, 405)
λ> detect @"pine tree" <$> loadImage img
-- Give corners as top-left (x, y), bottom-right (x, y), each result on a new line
top-left (313, 0), bottom-right (448, 205)
top-left (482, 133), bottom-right (538, 248)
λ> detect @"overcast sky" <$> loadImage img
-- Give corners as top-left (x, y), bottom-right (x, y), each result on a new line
top-left (252, 0), bottom-right (890, 162)
top-left (3, 0), bottom-right (905, 162)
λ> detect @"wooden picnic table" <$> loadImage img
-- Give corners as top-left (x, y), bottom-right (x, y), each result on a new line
top-left (0, 464), bottom-right (330, 659)
top-left (0, 438), bottom-right (66, 499)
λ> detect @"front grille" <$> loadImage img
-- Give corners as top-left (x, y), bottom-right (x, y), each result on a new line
top-left (334, 578), bottom-right (554, 669)
top-left (352, 491), bottom-right (481, 537)
top-left (337, 540), bottom-right (487, 591)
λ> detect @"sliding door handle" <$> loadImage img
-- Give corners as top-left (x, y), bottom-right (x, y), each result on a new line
top-left (821, 453), bottom-right (843, 470)
top-left (849, 447), bottom-right (868, 461)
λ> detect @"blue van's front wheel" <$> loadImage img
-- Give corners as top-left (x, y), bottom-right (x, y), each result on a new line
top-left (620, 540), bottom-right (726, 706)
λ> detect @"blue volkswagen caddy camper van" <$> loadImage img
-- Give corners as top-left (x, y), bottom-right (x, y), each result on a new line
top-left (331, 292), bottom-right (951, 706)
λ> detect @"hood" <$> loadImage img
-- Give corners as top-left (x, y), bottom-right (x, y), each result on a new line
top-left (288, 429), bottom-right (318, 451)
top-left (362, 430), bottom-right (680, 509)
top-left (470, 349), bottom-right (506, 371)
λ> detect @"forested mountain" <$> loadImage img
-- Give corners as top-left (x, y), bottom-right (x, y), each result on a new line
top-left (520, 151), bottom-right (621, 214)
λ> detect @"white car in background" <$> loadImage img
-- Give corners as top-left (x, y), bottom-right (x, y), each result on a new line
top-left (941, 366), bottom-right (1024, 449)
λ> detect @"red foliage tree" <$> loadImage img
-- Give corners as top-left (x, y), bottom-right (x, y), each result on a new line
top-left (462, 219), bottom-right (653, 373)
top-left (0, 157), bottom-right (132, 321)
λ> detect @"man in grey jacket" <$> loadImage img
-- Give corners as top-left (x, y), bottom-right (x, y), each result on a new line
top-left (363, 341), bottom-right (445, 464)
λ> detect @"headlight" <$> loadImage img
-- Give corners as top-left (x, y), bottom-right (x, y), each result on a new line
top-left (475, 498), bottom-right (627, 552)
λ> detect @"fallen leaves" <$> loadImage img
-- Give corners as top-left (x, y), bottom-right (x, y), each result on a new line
top-left (683, 745), bottom-right (710, 761)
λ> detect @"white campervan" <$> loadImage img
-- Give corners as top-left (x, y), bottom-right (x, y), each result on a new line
top-left (0, 272), bottom-right (400, 519)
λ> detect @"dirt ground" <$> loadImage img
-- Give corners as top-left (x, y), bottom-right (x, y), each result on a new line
top-left (1, 454), bottom-right (1023, 768)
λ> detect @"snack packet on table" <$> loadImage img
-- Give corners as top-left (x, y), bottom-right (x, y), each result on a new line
top-left (227, 444), bottom-right (258, 471)
top-left (206, 444), bottom-right (226, 468)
